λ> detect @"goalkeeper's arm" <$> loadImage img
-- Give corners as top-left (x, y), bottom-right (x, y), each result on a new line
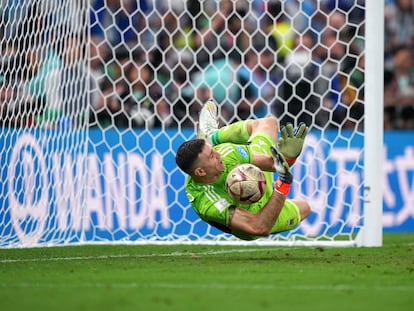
top-left (228, 147), bottom-right (293, 236)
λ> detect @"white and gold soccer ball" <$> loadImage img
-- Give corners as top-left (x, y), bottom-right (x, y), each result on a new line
top-left (225, 164), bottom-right (267, 204)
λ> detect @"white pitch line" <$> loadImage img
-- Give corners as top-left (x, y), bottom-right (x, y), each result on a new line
top-left (0, 282), bottom-right (413, 292)
top-left (0, 247), bottom-right (280, 263)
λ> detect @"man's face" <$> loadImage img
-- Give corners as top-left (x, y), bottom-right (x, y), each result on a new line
top-left (196, 143), bottom-right (224, 182)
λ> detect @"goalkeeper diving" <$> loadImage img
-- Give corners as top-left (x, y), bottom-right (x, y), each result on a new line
top-left (175, 101), bottom-right (311, 240)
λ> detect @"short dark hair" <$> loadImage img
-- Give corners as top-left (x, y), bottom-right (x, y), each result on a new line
top-left (175, 139), bottom-right (206, 175)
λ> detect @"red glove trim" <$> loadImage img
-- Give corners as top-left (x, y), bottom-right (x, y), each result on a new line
top-left (285, 157), bottom-right (296, 166)
top-left (274, 178), bottom-right (291, 196)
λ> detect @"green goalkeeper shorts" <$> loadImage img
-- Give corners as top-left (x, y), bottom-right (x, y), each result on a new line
top-left (233, 199), bottom-right (300, 240)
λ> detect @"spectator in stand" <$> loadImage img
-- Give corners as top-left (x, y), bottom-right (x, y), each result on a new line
top-left (193, 0), bottom-right (234, 65)
top-left (0, 2), bottom-right (62, 128)
top-left (341, 54), bottom-right (365, 131)
top-left (147, 1), bottom-right (197, 128)
top-left (384, 45), bottom-right (414, 129)
top-left (384, 0), bottom-right (414, 134)
top-left (124, 60), bottom-right (172, 128)
top-left (19, 4), bottom-right (62, 128)
top-left (236, 46), bottom-right (279, 120)
top-left (88, 34), bottom-right (107, 105)
top-left (274, 31), bottom-right (320, 127)
top-left (314, 30), bottom-right (347, 128)
top-left (37, 31), bottom-right (97, 129)
top-left (0, 25), bottom-right (33, 127)
top-left (185, 45), bottom-right (279, 123)
top-left (149, 0), bottom-right (193, 68)
top-left (183, 57), bottom-right (239, 122)
top-left (385, 0), bottom-right (414, 52)
top-left (89, 0), bottom-right (150, 123)
top-left (193, 0), bottom-right (253, 64)
top-left (89, 46), bottom-right (136, 129)
top-left (190, 0), bottom-right (267, 122)
top-left (310, 9), bottom-right (363, 129)
top-left (90, 0), bottom-right (145, 49)
top-left (222, 7), bottom-right (251, 63)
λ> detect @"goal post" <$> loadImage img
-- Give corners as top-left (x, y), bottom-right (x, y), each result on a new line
top-left (356, 0), bottom-right (384, 247)
top-left (0, 0), bottom-right (384, 247)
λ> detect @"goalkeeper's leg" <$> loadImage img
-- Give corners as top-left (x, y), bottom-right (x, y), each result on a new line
top-left (212, 118), bottom-right (278, 146)
top-left (199, 101), bottom-right (279, 146)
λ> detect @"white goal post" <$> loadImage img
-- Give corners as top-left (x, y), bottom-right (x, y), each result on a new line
top-left (357, 0), bottom-right (384, 247)
top-left (0, 0), bottom-right (383, 247)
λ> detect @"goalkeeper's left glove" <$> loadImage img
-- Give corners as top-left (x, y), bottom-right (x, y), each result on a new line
top-left (270, 146), bottom-right (292, 197)
top-left (277, 122), bottom-right (309, 166)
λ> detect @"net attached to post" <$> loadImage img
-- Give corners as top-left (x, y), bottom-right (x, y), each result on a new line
top-left (0, 0), bottom-right (376, 247)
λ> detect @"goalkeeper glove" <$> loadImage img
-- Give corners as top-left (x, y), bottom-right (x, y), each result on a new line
top-left (270, 146), bottom-right (293, 196)
top-left (277, 122), bottom-right (309, 166)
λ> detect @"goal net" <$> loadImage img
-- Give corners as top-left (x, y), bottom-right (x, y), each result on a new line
top-left (0, 0), bottom-right (382, 247)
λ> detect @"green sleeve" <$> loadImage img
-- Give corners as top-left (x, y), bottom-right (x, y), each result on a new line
top-left (187, 181), bottom-right (233, 230)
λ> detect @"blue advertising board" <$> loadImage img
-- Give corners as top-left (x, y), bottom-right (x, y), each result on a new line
top-left (0, 128), bottom-right (413, 246)
top-left (381, 131), bottom-right (414, 231)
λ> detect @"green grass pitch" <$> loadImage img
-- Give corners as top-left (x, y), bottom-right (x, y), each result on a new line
top-left (0, 233), bottom-right (413, 311)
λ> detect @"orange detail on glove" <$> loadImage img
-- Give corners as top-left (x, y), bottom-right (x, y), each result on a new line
top-left (274, 178), bottom-right (291, 196)
top-left (285, 157), bottom-right (296, 166)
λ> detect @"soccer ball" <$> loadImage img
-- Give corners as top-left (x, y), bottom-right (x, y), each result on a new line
top-left (225, 164), bottom-right (267, 204)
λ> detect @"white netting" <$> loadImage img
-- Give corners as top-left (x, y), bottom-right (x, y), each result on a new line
top-left (0, 0), bottom-right (373, 247)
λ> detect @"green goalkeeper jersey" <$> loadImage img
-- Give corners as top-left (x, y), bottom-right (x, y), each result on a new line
top-left (184, 137), bottom-right (300, 239)
top-left (185, 142), bottom-right (274, 236)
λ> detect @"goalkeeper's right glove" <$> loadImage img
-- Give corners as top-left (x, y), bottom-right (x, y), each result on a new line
top-left (277, 122), bottom-right (309, 166)
top-left (271, 146), bottom-right (293, 196)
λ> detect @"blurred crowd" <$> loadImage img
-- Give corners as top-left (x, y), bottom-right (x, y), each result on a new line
top-left (0, 0), bottom-right (413, 130)
top-left (384, 0), bottom-right (414, 129)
